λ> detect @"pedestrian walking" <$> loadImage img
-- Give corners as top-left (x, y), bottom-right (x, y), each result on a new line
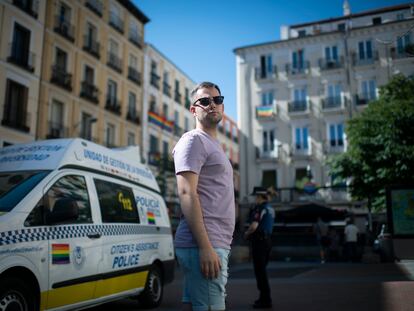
top-left (173, 82), bottom-right (235, 311)
top-left (313, 217), bottom-right (329, 263)
top-left (344, 219), bottom-right (360, 262)
top-left (244, 187), bottom-right (275, 309)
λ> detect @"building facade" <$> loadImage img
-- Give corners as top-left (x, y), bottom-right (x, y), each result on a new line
top-left (235, 3), bottom-right (414, 208)
top-left (0, 0), bottom-right (46, 146)
top-left (1, 0), bottom-right (148, 149)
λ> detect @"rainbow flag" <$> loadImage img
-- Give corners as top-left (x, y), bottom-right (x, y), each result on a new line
top-left (147, 211), bottom-right (156, 225)
top-left (256, 106), bottom-right (274, 118)
top-left (148, 111), bottom-right (164, 128)
top-left (52, 244), bottom-right (70, 264)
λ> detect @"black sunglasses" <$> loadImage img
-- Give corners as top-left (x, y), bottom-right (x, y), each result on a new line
top-left (193, 96), bottom-right (224, 107)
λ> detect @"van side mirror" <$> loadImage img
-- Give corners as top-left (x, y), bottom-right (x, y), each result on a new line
top-left (45, 197), bottom-right (79, 225)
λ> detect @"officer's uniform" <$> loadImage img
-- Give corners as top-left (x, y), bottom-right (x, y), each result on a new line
top-left (249, 200), bottom-right (275, 306)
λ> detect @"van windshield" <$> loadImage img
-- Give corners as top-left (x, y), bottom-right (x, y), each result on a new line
top-left (0, 171), bottom-right (50, 212)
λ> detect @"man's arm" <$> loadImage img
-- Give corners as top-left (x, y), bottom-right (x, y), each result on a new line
top-left (176, 171), bottom-right (221, 279)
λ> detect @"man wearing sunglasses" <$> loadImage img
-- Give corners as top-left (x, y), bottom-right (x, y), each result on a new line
top-left (173, 82), bottom-right (235, 311)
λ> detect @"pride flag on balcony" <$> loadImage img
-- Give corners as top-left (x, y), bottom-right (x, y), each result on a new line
top-left (148, 111), bottom-right (174, 132)
top-left (256, 106), bottom-right (274, 118)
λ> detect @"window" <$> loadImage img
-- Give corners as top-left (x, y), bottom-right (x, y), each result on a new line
top-left (396, 13), bottom-right (404, 21)
top-left (129, 19), bottom-right (140, 44)
top-left (262, 170), bottom-right (277, 189)
top-left (337, 23), bottom-right (346, 31)
top-left (298, 30), bottom-right (306, 37)
top-left (55, 47), bottom-right (67, 70)
top-left (109, 39), bottom-right (118, 56)
top-left (261, 92), bottom-right (274, 106)
top-left (163, 141), bottom-right (169, 157)
top-left (2, 79), bottom-right (29, 131)
top-left (128, 92), bottom-right (136, 118)
top-left (10, 22), bottom-right (31, 69)
top-left (325, 46), bottom-right (338, 61)
top-left (129, 54), bottom-right (138, 69)
top-left (85, 22), bottom-right (97, 46)
top-left (294, 88), bottom-right (307, 103)
top-left (262, 129), bottom-right (275, 154)
top-left (26, 175), bottom-right (92, 226)
top-left (50, 99), bottom-right (64, 137)
top-left (361, 80), bottom-right (376, 100)
top-left (184, 116), bottom-right (189, 132)
top-left (80, 112), bottom-right (94, 139)
top-left (327, 84), bottom-right (342, 105)
top-left (106, 123), bottom-right (115, 147)
top-left (150, 134), bottom-right (159, 152)
top-left (329, 123), bottom-right (344, 147)
top-left (58, 2), bottom-right (71, 23)
top-left (107, 79), bottom-right (117, 104)
top-left (163, 103), bottom-right (168, 118)
top-left (174, 110), bottom-right (179, 124)
top-left (94, 179), bottom-right (139, 223)
top-left (358, 40), bottom-right (373, 60)
top-left (292, 49), bottom-right (305, 69)
top-left (372, 17), bottom-right (382, 25)
top-left (295, 127), bottom-right (309, 150)
top-left (127, 132), bottom-right (135, 145)
top-left (84, 65), bottom-right (94, 84)
top-left (259, 54), bottom-right (273, 78)
top-left (397, 33), bottom-right (411, 54)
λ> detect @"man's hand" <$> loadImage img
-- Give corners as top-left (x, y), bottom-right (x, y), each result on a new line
top-left (199, 247), bottom-right (221, 279)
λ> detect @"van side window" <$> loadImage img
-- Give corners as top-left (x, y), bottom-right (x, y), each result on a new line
top-left (25, 175), bottom-right (92, 226)
top-left (94, 179), bottom-right (140, 223)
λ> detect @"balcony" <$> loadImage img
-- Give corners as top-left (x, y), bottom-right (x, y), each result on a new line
top-left (13, 0), bottom-right (38, 19)
top-left (150, 72), bottom-right (160, 89)
top-left (352, 50), bottom-right (379, 66)
top-left (129, 31), bottom-right (143, 49)
top-left (54, 16), bottom-right (75, 42)
top-left (285, 61), bottom-right (310, 76)
top-left (255, 147), bottom-right (278, 161)
top-left (127, 110), bottom-right (140, 125)
top-left (107, 52), bottom-right (122, 73)
top-left (109, 12), bottom-right (124, 34)
top-left (85, 0), bottom-right (103, 17)
top-left (51, 65), bottom-right (72, 91)
top-left (319, 57), bottom-right (344, 71)
top-left (163, 82), bottom-right (171, 97)
top-left (254, 65), bottom-right (278, 81)
top-left (80, 81), bottom-right (99, 104)
top-left (288, 100), bottom-right (309, 113)
top-left (354, 94), bottom-right (374, 106)
top-left (46, 122), bottom-right (68, 139)
top-left (321, 96), bottom-right (344, 110)
top-left (128, 67), bottom-right (141, 85)
top-left (83, 36), bottom-right (100, 59)
top-left (1, 111), bottom-right (31, 133)
top-left (7, 43), bottom-right (35, 72)
top-left (174, 91), bottom-right (182, 104)
top-left (390, 45), bottom-right (414, 60)
top-left (256, 104), bottom-right (277, 120)
top-left (105, 96), bottom-right (121, 115)
top-left (148, 152), bottom-right (175, 172)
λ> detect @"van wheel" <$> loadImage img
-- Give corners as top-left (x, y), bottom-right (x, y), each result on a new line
top-left (0, 277), bottom-right (35, 311)
top-left (138, 265), bottom-right (163, 308)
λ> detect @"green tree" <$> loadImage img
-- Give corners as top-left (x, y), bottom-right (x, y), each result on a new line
top-left (328, 74), bottom-right (414, 215)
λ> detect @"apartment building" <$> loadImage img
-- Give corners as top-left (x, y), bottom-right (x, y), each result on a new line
top-left (234, 2), bottom-right (414, 208)
top-left (0, 0), bottom-right (46, 146)
top-left (1, 0), bottom-right (149, 147)
top-left (142, 43), bottom-right (195, 210)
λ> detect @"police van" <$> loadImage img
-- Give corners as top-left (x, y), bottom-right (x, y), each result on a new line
top-left (0, 139), bottom-right (175, 310)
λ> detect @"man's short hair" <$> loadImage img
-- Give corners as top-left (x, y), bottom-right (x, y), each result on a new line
top-left (190, 82), bottom-right (221, 103)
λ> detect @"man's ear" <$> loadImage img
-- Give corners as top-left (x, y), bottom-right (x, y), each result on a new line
top-left (190, 106), bottom-right (196, 114)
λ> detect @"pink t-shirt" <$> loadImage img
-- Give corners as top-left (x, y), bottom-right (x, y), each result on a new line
top-left (172, 129), bottom-right (235, 249)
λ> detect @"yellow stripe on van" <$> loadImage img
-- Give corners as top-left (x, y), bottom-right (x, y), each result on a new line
top-left (94, 270), bottom-right (148, 297)
top-left (41, 271), bottom-right (148, 309)
top-left (45, 281), bottom-right (96, 309)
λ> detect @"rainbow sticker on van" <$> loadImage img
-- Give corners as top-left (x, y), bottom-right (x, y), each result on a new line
top-left (147, 212), bottom-right (156, 225)
top-left (52, 244), bottom-right (70, 264)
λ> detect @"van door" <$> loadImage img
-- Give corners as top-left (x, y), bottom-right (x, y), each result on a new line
top-left (44, 174), bottom-right (102, 309)
top-left (92, 178), bottom-right (148, 298)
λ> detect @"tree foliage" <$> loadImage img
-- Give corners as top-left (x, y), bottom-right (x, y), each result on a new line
top-left (328, 74), bottom-right (414, 211)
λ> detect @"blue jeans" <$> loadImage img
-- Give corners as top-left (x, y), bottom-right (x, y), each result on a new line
top-left (175, 247), bottom-right (230, 311)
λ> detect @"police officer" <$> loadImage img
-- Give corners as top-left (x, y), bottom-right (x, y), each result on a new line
top-left (244, 186), bottom-right (275, 309)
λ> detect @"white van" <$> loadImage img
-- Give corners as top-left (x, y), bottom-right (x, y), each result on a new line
top-left (0, 139), bottom-right (175, 310)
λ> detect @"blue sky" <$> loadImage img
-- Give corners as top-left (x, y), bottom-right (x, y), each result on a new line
top-left (133, 0), bottom-right (412, 121)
